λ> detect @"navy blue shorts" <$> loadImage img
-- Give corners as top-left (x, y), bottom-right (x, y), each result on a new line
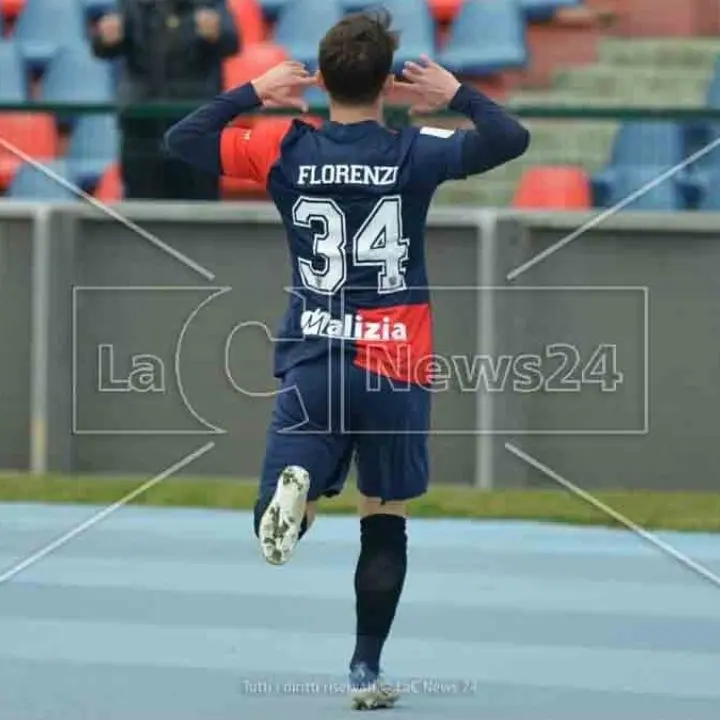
top-left (258, 356), bottom-right (430, 505)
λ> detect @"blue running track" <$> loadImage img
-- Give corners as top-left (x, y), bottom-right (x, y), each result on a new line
top-left (1, 503), bottom-right (719, 719)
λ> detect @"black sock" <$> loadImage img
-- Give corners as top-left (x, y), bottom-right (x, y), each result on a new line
top-left (350, 514), bottom-right (407, 675)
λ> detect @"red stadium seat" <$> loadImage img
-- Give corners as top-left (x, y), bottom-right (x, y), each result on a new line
top-left (0, 112), bottom-right (58, 189)
top-left (223, 41), bottom-right (288, 91)
top-left (513, 166), bottom-right (591, 209)
top-left (94, 162), bottom-right (122, 201)
top-left (226, 0), bottom-right (266, 46)
top-left (427, 0), bottom-right (464, 23)
top-left (1, 0), bottom-right (25, 21)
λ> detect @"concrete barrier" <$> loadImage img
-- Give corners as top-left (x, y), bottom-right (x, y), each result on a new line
top-left (1, 202), bottom-right (718, 492)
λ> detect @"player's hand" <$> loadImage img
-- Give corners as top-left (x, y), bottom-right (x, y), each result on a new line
top-left (96, 13), bottom-right (124, 45)
top-left (398, 55), bottom-right (461, 115)
top-left (251, 61), bottom-right (316, 112)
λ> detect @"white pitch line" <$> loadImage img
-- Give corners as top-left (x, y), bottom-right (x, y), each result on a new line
top-left (0, 136), bottom-right (215, 281)
top-left (0, 442), bottom-right (215, 586)
top-left (507, 135), bottom-right (720, 281)
top-left (505, 442), bottom-right (720, 589)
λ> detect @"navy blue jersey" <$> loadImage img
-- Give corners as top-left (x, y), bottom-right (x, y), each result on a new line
top-left (165, 82), bottom-right (529, 383)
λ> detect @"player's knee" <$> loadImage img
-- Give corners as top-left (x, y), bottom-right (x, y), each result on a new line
top-left (359, 496), bottom-right (407, 518)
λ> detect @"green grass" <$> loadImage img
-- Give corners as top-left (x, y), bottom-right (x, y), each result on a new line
top-left (1, 473), bottom-right (720, 532)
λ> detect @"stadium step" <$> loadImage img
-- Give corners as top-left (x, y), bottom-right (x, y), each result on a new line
top-left (511, 88), bottom-right (704, 107)
top-left (598, 37), bottom-right (720, 69)
top-left (517, 120), bottom-right (617, 163)
top-left (435, 177), bottom-right (518, 207)
top-left (553, 66), bottom-right (711, 103)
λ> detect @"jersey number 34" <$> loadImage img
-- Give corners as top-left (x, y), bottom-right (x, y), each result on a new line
top-left (293, 196), bottom-right (409, 296)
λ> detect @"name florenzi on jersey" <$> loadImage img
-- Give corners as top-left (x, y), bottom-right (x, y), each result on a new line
top-left (297, 164), bottom-right (398, 186)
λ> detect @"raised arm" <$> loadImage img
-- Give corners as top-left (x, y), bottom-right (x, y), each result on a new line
top-left (163, 61), bottom-right (316, 178)
top-left (447, 84), bottom-right (530, 176)
top-left (399, 56), bottom-right (530, 183)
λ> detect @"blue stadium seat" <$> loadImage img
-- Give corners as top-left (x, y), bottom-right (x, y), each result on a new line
top-left (67, 114), bottom-right (118, 188)
top-left (7, 160), bottom-right (79, 199)
top-left (608, 122), bottom-right (685, 168)
top-left (682, 120), bottom-right (720, 171)
top-left (13, 0), bottom-right (86, 72)
top-left (691, 60), bottom-right (720, 161)
top-left (339, 1), bottom-right (374, 12)
top-left (382, 0), bottom-right (435, 69)
top-left (437, 0), bottom-right (527, 75)
top-left (41, 46), bottom-right (114, 105)
top-left (305, 85), bottom-right (329, 110)
top-left (592, 167), bottom-right (685, 211)
top-left (520, 0), bottom-right (581, 22)
top-left (82, 0), bottom-right (118, 21)
top-left (0, 41), bottom-right (27, 102)
top-left (274, 0), bottom-right (343, 70)
top-left (689, 168), bottom-right (720, 211)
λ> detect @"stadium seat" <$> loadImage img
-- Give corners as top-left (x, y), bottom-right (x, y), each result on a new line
top-left (339, 1), bottom-right (373, 12)
top-left (274, 0), bottom-right (342, 70)
top-left (7, 159), bottom-right (78, 199)
top-left (520, 0), bottom-right (581, 22)
top-left (427, 0), bottom-right (464, 24)
top-left (608, 121), bottom-right (685, 168)
top-left (82, 0), bottom-right (117, 21)
top-left (513, 166), bottom-right (591, 209)
top-left (687, 168), bottom-right (720, 211)
top-left (0, 41), bottom-right (26, 102)
top-left (223, 41), bottom-right (288, 90)
top-left (67, 114), bottom-right (118, 189)
top-left (437, 0), bottom-right (527, 75)
top-left (592, 167), bottom-right (685, 211)
top-left (305, 84), bottom-right (328, 111)
top-left (227, 0), bottom-right (265, 46)
top-left (382, 0), bottom-right (435, 69)
top-left (41, 45), bottom-right (114, 104)
top-left (1, 0), bottom-right (25, 20)
top-left (13, 0), bottom-right (86, 71)
top-left (94, 161), bottom-right (122, 201)
top-left (693, 63), bottom-right (720, 159)
top-left (0, 112), bottom-right (58, 189)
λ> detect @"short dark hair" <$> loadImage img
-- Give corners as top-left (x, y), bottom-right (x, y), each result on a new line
top-left (318, 10), bottom-right (399, 106)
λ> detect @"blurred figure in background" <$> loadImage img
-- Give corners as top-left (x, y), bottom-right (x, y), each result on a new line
top-left (91, 0), bottom-right (239, 201)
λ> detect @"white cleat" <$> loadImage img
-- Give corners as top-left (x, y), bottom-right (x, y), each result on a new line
top-left (349, 664), bottom-right (400, 710)
top-left (258, 466), bottom-right (310, 566)
top-left (350, 685), bottom-right (400, 711)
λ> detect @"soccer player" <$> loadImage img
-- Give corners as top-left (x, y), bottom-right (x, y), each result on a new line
top-left (165, 9), bottom-right (529, 710)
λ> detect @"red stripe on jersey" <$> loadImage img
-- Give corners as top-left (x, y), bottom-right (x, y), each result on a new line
top-left (220, 117), bottom-right (323, 186)
top-left (353, 303), bottom-right (434, 385)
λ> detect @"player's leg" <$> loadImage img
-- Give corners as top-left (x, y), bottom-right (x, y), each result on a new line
top-left (255, 437), bottom-right (352, 565)
top-left (254, 360), bottom-right (351, 565)
top-left (346, 372), bottom-right (430, 709)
